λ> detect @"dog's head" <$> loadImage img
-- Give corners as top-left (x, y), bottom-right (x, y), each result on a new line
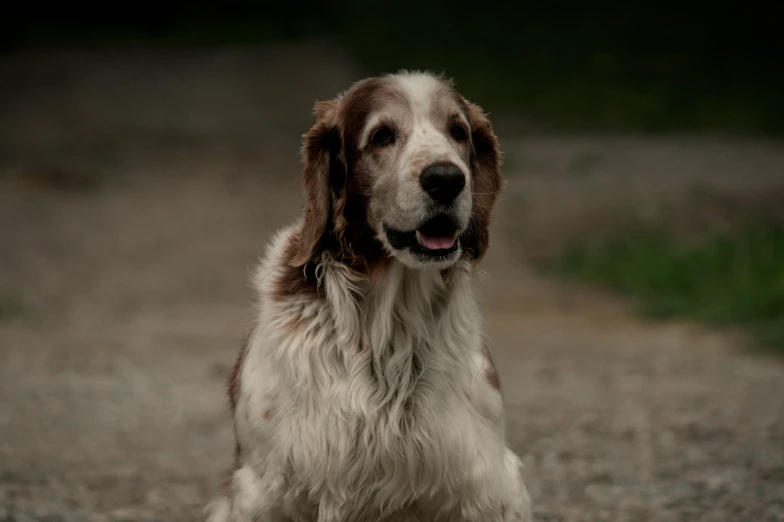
top-left (291, 71), bottom-right (502, 272)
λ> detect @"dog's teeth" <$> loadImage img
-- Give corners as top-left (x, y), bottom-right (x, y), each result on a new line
top-left (415, 230), bottom-right (423, 245)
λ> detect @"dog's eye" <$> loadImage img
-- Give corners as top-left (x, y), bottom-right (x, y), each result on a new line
top-left (449, 122), bottom-right (469, 142)
top-left (370, 125), bottom-right (396, 147)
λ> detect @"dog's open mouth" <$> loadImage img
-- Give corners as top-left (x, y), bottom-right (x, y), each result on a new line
top-left (386, 214), bottom-right (460, 258)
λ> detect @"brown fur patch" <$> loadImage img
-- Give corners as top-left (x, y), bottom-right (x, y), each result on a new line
top-left (458, 98), bottom-right (503, 262)
top-left (227, 330), bottom-right (253, 477)
top-left (274, 78), bottom-right (401, 303)
top-left (440, 268), bottom-right (457, 286)
top-left (338, 79), bottom-right (401, 275)
top-left (232, 441), bottom-right (242, 473)
top-left (482, 342), bottom-right (501, 391)
top-left (221, 465), bottom-right (234, 495)
top-left (228, 330), bottom-right (252, 412)
top-left (291, 106), bottom-right (340, 267)
top-left (271, 235), bottom-right (323, 304)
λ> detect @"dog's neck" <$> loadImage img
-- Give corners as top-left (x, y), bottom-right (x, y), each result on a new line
top-left (311, 254), bottom-right (477, 413)
top-left (260, 225), bottom-right (482, 417)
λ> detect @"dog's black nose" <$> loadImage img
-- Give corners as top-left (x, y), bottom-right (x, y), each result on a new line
top-left (419, 162), bottom-right (466, 205)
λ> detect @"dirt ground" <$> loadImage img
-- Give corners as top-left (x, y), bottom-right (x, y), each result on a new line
top-left (1, 43), bottom-right (784, 522)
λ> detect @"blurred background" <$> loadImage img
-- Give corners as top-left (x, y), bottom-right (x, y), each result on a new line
top-left (1, 4), bottom-right (783, 521)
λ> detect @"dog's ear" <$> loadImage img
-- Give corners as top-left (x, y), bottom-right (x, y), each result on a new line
top-left (461, 99), bottom-right (503, 261)
top-left (290, 99), bottom-right (343, 267)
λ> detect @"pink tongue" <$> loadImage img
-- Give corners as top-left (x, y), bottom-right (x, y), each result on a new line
top-left (418, 233), bottom-right (456, 250)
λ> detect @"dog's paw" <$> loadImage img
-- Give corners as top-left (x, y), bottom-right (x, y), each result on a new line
top-left (502, 449), bottom-right (533, 522)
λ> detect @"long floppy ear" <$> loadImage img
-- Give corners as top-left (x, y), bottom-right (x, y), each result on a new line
top-left (290, 99), bottom-right (342, 267)
top-left (462, 99), bottom-right (503, 261)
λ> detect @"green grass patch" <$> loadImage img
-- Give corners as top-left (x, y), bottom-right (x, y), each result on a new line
top-left (553, 222), bottom-right (784, 353)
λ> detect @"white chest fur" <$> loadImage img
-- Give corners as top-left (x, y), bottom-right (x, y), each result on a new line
top-left (233, 231), bottom-right (508, 520)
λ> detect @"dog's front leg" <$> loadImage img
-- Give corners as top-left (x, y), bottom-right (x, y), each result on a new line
top-left (466, 344), bottom-right (532, 522)
top-left (499, 448), bottom-right (533, 522)
top-left (206, 465), bottom-right (288, 522)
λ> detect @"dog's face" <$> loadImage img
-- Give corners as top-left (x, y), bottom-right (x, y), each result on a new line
top-left (350, 74), bottom-right (474, 268)
top-left (291, 72), bottom-right (502, 272)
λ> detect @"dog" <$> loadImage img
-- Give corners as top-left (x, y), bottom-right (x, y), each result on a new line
top-left (206, 71), bottom-right (532, 522)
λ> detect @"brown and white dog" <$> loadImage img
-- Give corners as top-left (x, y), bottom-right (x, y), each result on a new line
top-left (206, 71), bottom-right (532, 522)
